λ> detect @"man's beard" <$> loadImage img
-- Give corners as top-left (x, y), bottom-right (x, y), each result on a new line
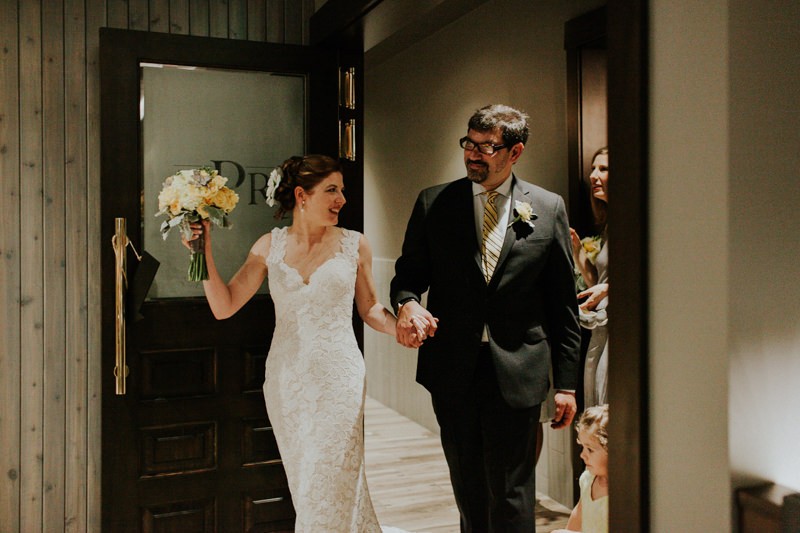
top-left (466, 162), bottom-right (488, 183)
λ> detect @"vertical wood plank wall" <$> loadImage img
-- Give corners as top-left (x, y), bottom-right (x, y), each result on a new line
top-left (0, 1), bottom-right (316, 531)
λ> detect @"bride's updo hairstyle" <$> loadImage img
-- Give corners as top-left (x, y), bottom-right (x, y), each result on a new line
top-left (272, 154), bottom-right (342, 220)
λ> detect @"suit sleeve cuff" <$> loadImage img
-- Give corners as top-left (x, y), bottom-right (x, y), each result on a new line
top-left (396, 296), bottom-right (419, 314)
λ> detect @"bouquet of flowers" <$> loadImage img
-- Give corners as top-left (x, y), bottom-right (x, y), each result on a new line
top-left (581, 235), bottom-right (603, 265)
top-left (574, 235), bottom-right (604, 291)
top-left (156, 167), bottom-right (239, 281)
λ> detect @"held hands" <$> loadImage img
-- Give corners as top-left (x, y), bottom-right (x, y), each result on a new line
top-left (395, 300), bottom-right (439, 349)
top-left (550, 391), bottom-right (577, 429)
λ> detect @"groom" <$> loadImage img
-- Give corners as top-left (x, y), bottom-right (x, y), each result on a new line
top-left (391, 104), bottom-right (581, 532)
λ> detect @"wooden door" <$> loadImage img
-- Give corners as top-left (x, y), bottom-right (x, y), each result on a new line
top-left (99, 29), bottom-right (345, 532)
top-left (565, 6), bottom-right (608, 240)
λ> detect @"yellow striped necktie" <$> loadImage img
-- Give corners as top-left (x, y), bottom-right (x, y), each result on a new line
top-left (481, 191), bottom-right (503, 282)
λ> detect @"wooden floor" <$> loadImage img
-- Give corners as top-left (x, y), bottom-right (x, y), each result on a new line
top-left (364, 397), bottom-right (571, 533)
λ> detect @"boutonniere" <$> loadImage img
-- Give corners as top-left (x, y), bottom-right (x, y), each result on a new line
top-left (508, 200), bottom-right (537, 229)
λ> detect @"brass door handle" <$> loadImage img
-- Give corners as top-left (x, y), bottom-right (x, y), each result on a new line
top-left (112, 218), bottom-right (130, 395)
top-left (340, 66), bottom-right (355, 109)
top-left (340, 119), bottom-right (356, 161)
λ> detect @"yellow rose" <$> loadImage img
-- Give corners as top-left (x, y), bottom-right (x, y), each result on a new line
top-left (211, 187), bottom-right (239, 213)
top-left (581, 236), bottom-right (603, 264)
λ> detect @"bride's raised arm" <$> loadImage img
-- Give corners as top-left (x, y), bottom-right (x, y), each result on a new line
top-left (185, 220), bottom-right (270, 320)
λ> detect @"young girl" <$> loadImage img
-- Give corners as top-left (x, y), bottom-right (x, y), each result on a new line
top-left (555, 404), bottom-right (609, 533)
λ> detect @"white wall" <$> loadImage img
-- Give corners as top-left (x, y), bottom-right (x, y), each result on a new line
top-left (649, 2), bottom-right (731, 530)
top-left (727, 0), bottom-right (800, 494)
top-left (363, 0), bottom-right (604, 506)
top-left (650, 0), bottom-right (800, 530)
top-left (365, 0), bottom-right (604, 259)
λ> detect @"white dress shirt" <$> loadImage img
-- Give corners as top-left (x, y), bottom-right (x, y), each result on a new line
top-left (473, 177), bottom-right (513, 342)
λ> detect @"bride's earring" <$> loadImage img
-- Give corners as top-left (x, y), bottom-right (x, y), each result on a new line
top-left (301, 200), bottom-right (305, 213)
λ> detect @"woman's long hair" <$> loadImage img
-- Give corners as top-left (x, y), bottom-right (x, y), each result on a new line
top-left (588, 147), bottom-right (609, 233)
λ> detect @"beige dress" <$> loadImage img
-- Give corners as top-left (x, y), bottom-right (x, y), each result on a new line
top-left (581, 241), bottom-right (608, 407)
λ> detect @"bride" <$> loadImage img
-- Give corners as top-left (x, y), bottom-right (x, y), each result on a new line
top-left (184, 154), bottom-right (422, 532)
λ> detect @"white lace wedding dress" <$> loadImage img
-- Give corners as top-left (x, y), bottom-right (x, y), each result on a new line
top-left (264, 226), bottom-right (401, 533)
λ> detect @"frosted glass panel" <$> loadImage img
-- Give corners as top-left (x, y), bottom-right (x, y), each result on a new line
top-left (141, 64), bottom-right (305, 298)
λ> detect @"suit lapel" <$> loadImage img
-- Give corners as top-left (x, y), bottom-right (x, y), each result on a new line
top-left (464, 184), bottom-right (484, 275)
top-left (447, 179), bottom-right (483, 274)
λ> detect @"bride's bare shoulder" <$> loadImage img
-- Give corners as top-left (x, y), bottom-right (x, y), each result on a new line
top-left (249, 231), bottom-right (274, 259)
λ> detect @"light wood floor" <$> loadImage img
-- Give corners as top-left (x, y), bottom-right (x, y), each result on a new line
top-left (364, 397), bottom-right (571, 532)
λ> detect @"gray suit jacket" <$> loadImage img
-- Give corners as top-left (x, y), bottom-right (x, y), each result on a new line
top-left (390, 176), bottom-right (581, 408)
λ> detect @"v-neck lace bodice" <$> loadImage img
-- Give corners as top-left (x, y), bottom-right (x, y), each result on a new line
top-left (267, 226), bottom-right (362, 345)
top-left (276, 227), bottom-right (348, 286)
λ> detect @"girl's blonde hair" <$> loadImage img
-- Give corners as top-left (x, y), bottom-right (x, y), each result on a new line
top-left (576, 404), bottom-right (609, 451)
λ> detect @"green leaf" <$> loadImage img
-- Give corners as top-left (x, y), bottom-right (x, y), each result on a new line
top-left (184, 212), bottom-right (201, 223)
top-left (160, 220), bottom-right (171, 239)
top-left (160, 213), bottom-right (185, 240)
top-left (205, 205), bottom-right (225, 227)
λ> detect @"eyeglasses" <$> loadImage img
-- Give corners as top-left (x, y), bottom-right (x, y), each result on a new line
top-left (459, 136), bottom-right (507, 155)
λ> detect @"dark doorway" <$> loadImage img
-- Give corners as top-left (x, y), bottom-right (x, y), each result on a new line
top-left (99, 28), bottom-right (346, 531)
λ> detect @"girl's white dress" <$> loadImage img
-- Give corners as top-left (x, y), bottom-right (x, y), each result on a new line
top-left (578, 470), bottom-right (608, 533)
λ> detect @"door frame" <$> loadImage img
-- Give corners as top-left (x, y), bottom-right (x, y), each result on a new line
top-left (564, 4), bottom-right (608, 503)
top-left (607, 0), bottom-right (649, 529)
top-left (565, 6), bottom-right (608, 240)
top-left (99, 27), bottom-right (345, 529)
top-left (564, 2), bottom-right (650, 528)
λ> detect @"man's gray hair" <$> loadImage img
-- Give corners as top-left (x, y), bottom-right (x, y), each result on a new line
top-left (467, 104), bottom-right (530, 147)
